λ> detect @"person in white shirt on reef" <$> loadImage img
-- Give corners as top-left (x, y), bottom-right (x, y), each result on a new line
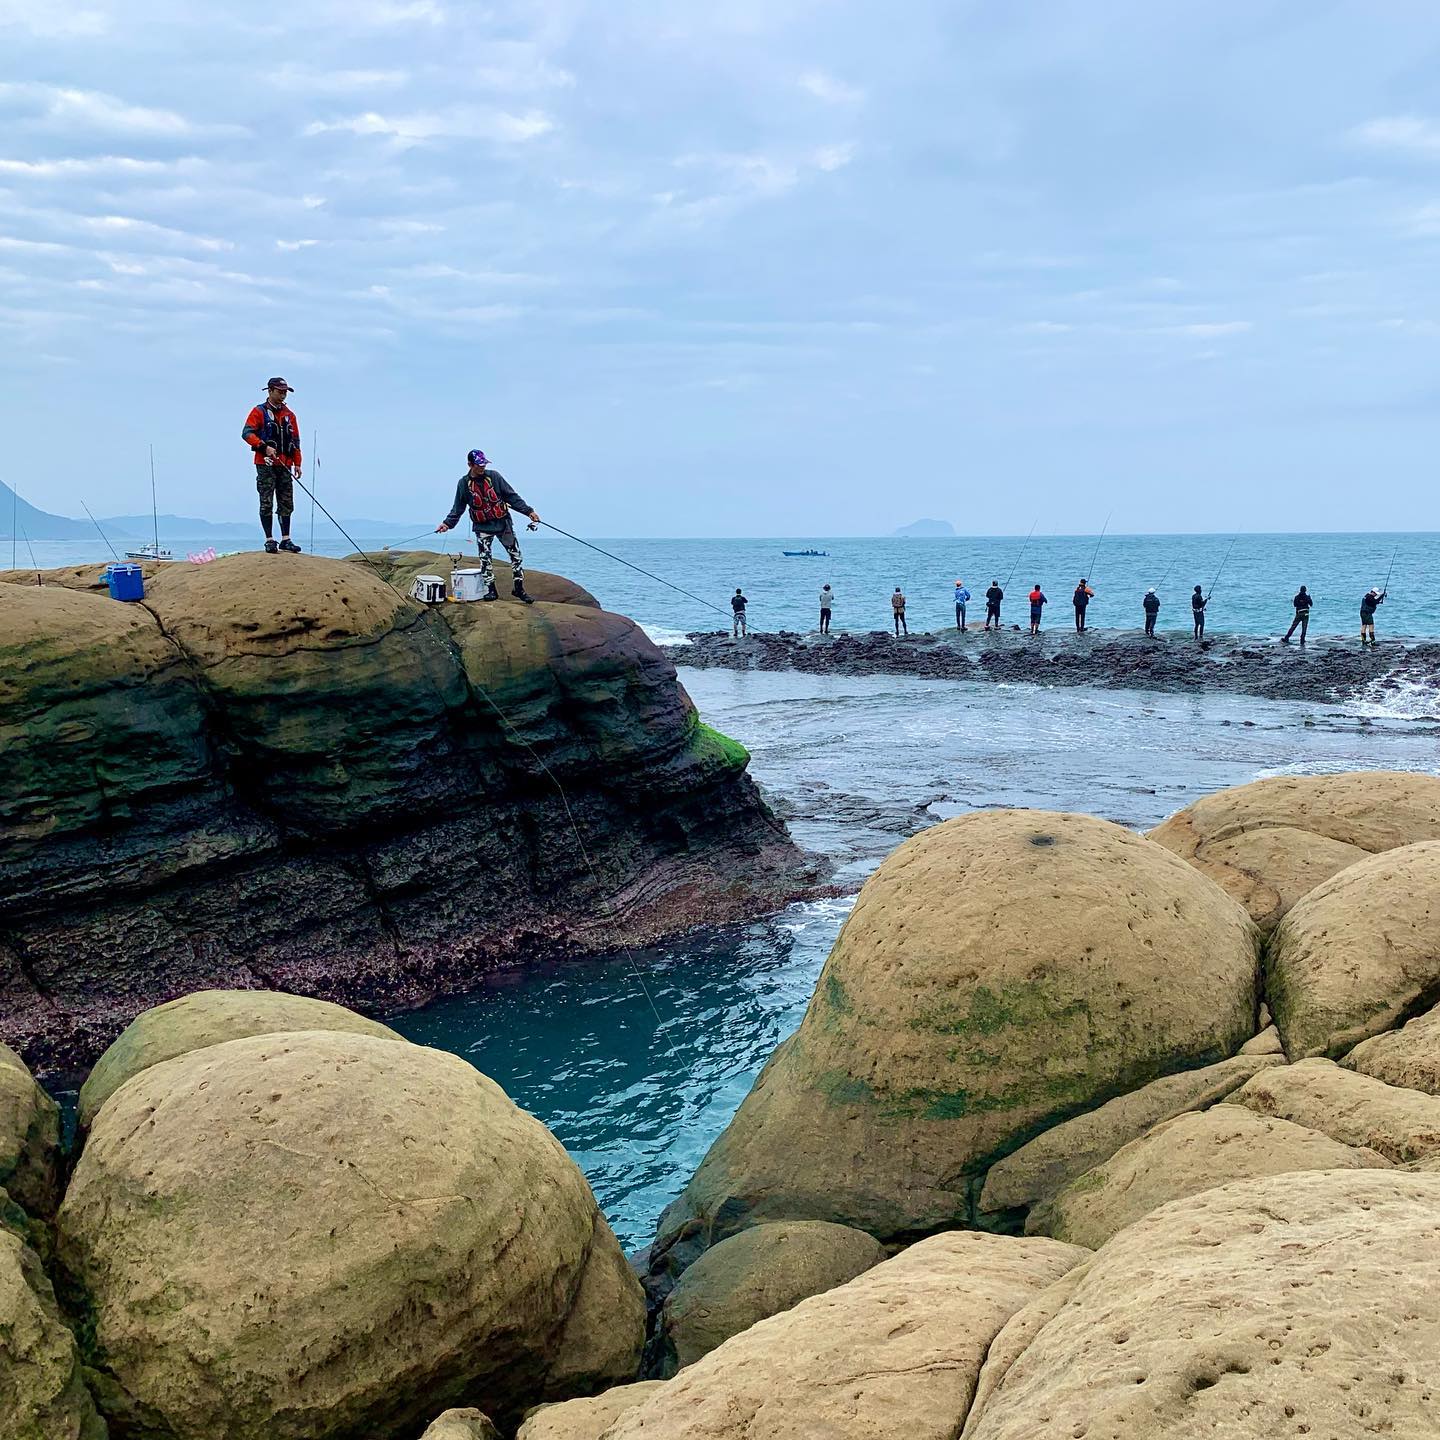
top-left (818, 584), bottom-right (834, 634)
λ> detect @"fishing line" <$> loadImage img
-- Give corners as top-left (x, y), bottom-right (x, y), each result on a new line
top-left (20, 523), bottom-right (39, 584)
top-left (288, 470), bottom-right (665, 1025)
top-left (81, 501), bottom-right (120, 561)
top-left (310, 430), bottom-right (317, 556)
top-left (9, 481), bottom-right (15, 570)
top-left (1206, 535), bottom-right (1238, 602)
top-left (535, 520), bottom-right (734, 622)
top-left (1002, 517), bottom-right (1038, 590)
top-left (1380, 542), bottom-right (1399, 597)
top-left (384, 528), bottom-right (444, 552)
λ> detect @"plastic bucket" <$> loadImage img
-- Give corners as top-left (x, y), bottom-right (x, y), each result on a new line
top-left (105, 563), bottom-right (145, 602)
top-left (452, 568), bottom-right (487, 602)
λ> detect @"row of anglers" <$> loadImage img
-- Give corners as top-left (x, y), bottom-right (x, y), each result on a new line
top-left (725, 580), bottom-right (1391, 644)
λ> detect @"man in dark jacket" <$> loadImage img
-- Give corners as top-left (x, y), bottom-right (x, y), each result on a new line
top-left (436, 448), bottom-right (540, 602)
top-left (984, 580), bottom-right (1003, 630)
top-left (1073, 578), bottom-right (1094, 633)
top-left (241, 377), bottom-right (303, 553)
top-left (1143, 587), bottom-right (1161, 637)
top-left (1282, 586), bottom-right (1313, 645)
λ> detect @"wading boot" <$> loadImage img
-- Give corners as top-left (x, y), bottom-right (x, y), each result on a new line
top-left (482, 582), bottom-right (499, 601)
top-left (278, 538), bottom-right (302, 553)
top-left (512, 580), bottom-right (535, 605)
top-left (264, 539), bottom-right (279, 553)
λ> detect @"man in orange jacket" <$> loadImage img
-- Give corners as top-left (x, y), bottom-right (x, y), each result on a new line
top-left (241, 377), bottom-right (303, 553)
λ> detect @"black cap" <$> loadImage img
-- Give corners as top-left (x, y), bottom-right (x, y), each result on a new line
top-left (266, 377), bottom-right (294, 392)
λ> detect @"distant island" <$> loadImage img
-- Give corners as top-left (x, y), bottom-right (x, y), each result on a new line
top-left (894, 519), bottom-right (956, 537)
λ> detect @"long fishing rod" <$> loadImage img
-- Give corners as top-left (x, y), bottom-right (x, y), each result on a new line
top-left (9, 480), bottom-right (15, 570)
top-left (1380, 542), bottom-right (1399, 597)
top-left (1206, 535), bottom-right (1238, 602)
top-left (1083, 510), bottom-right (1112, 585)
top-left (535, 519), bottom-right (734, 621)
top-left (81, 501), bottom-right (119, 561)
top-left (1003, 517), bottom-right (1038, 590)
top-left (20, 523), bottom-right (39, 584)
top-left (286, 469), bottom-right (664, 1024)
top-left (310, 430), bottom-right (317, 556)
top-left (149, 445), bottom-right (160, 556)
top-left (384, 528), bottom-right (442, 552)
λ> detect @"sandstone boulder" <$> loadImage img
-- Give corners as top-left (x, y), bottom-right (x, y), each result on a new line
top-left (653, 811), bottom-right (1260, 1269)
top-left (1226, 1057), bottom-right (1440, 1164)
top-left (608, 1232), bottom-right (1087, 1440)
top-left (77, 988), bottom-right (404, 1130)
top-left (1267, 841), bottom-right (1440, 1058)
top-left (962, 1170), bottom-right (1440, 1439)
top-left (656, 1220), bottom-right (885, 1375)
top-left (58, 1030), bottom-right (644, 1439)
top-left (517, 1384), bottom-right (665, 1440)
top-left (0, 1041), bottom-right (60, 1221)
top-left (1028, 1105), bottom-right (1390, 1248)
top-left (978, 1052), bottom-right (1281, 1220)
top-left (1238, 1023), bottom-right (1283, 1055)
top-left (0, 1230), bottom-right (105, 1440)
top-left (420, 1409), bottom-right (502, 1440)
top-left (1149, 769), bottom-right (1440, 931)
top-left (1344, 1001), bottom-right (1440, 1095)
top-left (356, 551), bottom-right (600, 609)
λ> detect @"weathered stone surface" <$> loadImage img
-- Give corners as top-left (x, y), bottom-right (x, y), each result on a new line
top-left (657, 1220), bottom-right (885, 1375)
top-left (979, 1053), bottom-right (1281, 1219)
top-left (0, 1230), bottom-right (105, 1440)
top-left (1268, 841), bottom-right (1440, 1058)
top-left (419, 1409), bottom-right (502, 1440)
top-left (1238, 1023), bottom-right (1283, 1055)
top-left (651, 811), bottom-right (1260, 1275)
top-left (1226, 1057), bottom-right (1440, 1164)
top-left (962, 1170), bottom-right (1440, 1439)
top-left (77, 988), bottom-right (404, 1130)
top-left (608, 1233), bottom-right (1087, 1440)
top-left (359, 550), bottom-right (600, 609)
top-left (1344, 1001), bottom-right (1440, 1095)
top-left (58, 1030), bottom-right (645, 1439)
top-left (517, 1384), bottom-right (665, 1440)
top-left (1, 553), bottom-right (808, 1076)
top-left (0, 1041), bottom-right (60, 1221)
top-left (1149, 769), bottom-right (1440, 931)
top-left (1028, 1105), bottom-right (1391, 1248)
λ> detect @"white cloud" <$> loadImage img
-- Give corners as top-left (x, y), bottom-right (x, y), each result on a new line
top-left (267, 66), bottom-right (409, 94)
top-left (0, 83), bottom-right (207, 137)
top-left (1166, 321), bottom-right (1252, 337)
top-left (276, 239), bottom-right (321, 251)
top-left (471, 43), bottom-right (575, 93)
top-left (305, 106), bottom-right (553, 146)
top-left (0, 154), bottom-right (205, 178)
top-left (1351, 116), bottom-right (1440, 157)
top-left (339, 0), bottom-right (446, 24)
top-left (813, 142), bottom-right (856, 172)
top-left (0, 1), bottom-right (107, 38)
top-left (799, 70), bottom-right (864, 105)
top-left (1406, 202), bottom-right (1440, 236)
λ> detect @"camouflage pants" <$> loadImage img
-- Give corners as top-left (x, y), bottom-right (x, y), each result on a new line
top-left (255, 463), bottom-right (295, 523)
top-left (476, 525), bottom-right (523, 585)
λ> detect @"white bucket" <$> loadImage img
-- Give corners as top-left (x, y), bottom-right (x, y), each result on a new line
top-left (452, 568), bottom-right (488, 602)
top-left (410, 574), bottom-right (447, 605)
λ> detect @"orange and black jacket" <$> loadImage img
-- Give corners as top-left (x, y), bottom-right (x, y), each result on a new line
top-left (242, 402), bottom-right (302, 468)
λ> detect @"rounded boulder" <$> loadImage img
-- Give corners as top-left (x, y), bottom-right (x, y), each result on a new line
top-left (0, 1042), bottom-right (60, 1222)
top-left (657, 1220), bottom-right (885, 1374)
top-left (77, 988), bottom-right (404, 1131)
top-left (1149, 769), bottom-right (1440, 932)
top-left (1344, 1002), bottom-right (1440, 1095)
top-left (653, 811), bottom-right (1260, 1260)
top-left (1268, 841), bottom-right (1440, 1058)
top-left (58, 1030), bottom-right (644, 1440)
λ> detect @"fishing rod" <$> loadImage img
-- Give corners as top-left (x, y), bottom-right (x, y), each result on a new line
top-left (384, 528), bottom-right (442, 552)
top-left (9, 480), bottom-right (15, 570)
top-left (1003, 517), bottom-right (1038, 590)
top-left (286, 467), bottom-right (665, 1024)
top-left (1206, 535), bottom-right (1238, 602)
top-left (148, 445), bottom-right (160, 557)
top-left (81, 501), bottom-right (120, 561)
top-left (535, 519), bottom-right (734, 621)
top-left (1083, 511), bottom-right (1112, 586)
top-left (1380, 542), bottom-right (1399, 597)
top-left (310, 430), bottom-right (317, 555)
top-left (20, 523), bottom-right (39, 584)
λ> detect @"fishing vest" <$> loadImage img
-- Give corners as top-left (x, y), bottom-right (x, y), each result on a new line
top-left (257, 403), bottom-right (297, 458)
top-left (466, 470), bottom-right (509, 524)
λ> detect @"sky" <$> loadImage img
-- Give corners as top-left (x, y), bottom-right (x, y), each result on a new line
top-left (3, 0), bottom-right (1440, 536)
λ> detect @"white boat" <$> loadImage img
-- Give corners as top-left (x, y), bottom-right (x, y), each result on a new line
top-left (125, 542), bottom-right (174, 562)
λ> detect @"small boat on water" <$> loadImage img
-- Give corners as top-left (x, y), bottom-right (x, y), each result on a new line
top-left (782, 549), bottom-right (829, 557)
top-left (125, 541), bottom-right (174, 562)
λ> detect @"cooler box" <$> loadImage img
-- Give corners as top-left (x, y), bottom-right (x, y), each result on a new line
top-left (452, 568), bottom-right (487, 602)
top-left (105, 564), bottom-right (145, 602)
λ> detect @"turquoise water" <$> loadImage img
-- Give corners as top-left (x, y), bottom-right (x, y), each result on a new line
top-left (16, 531), bottom-right (1440, 640)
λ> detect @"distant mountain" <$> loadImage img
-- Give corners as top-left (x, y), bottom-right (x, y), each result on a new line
top-left (894, 518), bottom-right (956, 537)
top-left (0, 481), bottom-right (128, 540)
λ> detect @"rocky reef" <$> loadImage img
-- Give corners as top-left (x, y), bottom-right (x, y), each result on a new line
top-left (0, 553), bottom-right (814, 1075)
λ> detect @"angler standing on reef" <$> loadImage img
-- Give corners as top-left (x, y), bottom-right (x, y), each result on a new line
top-left (1282, 585), bottom-right (1313, 645)
top-left (985, 579), bottom-right (1004, 631)
top-left (731, 587), bottom-right (748, 637)
top-left (436, 448), bottom-right (540, 603)
top-left (1192, 585), bottom-right (1207, 639)
top-left (1360, 586), bottom-right (1385, 645)
top-left (954, 579), bottom-right (971, 631)
top-left (1143, 587), bottom-right (1161, 637)
top-left (1072, 577), bottom-right (1094, 633)
top-left (1028, 583), bottom-right (1047, 635)
top-left (891, 586), bottom-right (908, 636)
top-left (241, 377), bottom-right (303, 553)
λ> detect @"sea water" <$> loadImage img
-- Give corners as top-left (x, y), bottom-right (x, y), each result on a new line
top-left (392, 665), bottom-right (1440, 1250)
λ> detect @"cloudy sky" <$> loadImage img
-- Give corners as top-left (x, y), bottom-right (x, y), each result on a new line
top-left (4, 0), bottom-right (1440, 535)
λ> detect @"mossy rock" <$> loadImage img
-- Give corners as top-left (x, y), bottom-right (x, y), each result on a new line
top-left (0, 1041), bottom-right (60, 1222)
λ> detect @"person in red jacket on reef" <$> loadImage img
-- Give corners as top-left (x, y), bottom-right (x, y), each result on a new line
top-left (241, 377), bottom-right (303, 553)
top-left (436, 448), bottom-right (541, 602)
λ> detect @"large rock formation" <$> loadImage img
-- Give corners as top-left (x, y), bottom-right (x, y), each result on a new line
top-left (1149, 769), bottom-right (1440, 931)
top-left (649, 811), bottom-right (1259, 1279)
top-left (0, 1041), bottom-right (60, 1225)
top-left (0, 553), bottom-right (810, 1073)
top-left (517, 1383), bottom-right (665, 1440)
top-left (961, 1171), bottom-right (1440, 1438)
top-left (1344, 1001), bottom-right (1440, 1095)
top-left (655, 1220), bottom-right (885, 1375)
top-left (608, 1233), bottom-right (1088, 1440)
top-left (57, 1029), bottom-right (645, 1439)
top-left (1267, 841), bottom-right (1440, 1058)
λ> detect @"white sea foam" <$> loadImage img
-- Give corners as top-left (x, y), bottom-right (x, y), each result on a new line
top-left (1347, 676), bottom-right (1440, 723)
top-left (640, 623), bottom-right (694, 647)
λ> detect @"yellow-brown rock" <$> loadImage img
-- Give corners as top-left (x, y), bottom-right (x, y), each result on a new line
top-left (419, 1409), bottom-right (502, 1440)
top-left (1027, 1105), bottom-right (1390, 1248)
top-left (0, 1041), bottom-right (60, 1221)
top-left (58, 1030), bottom-right (644, 1439)
top-left (657, 1220), bottom-right (885, 1374)
top-left (1149, 769), bottom-right (1440, 931)
top-left (1267, 840), bottom-right (1440, 1057)
top-left (517, 1383), bottom-right (665, 1440)
top-left (653, 811), bottom-right (1260, 1262)
top-left (1344, 1002), bottom-right (1440, 1095)
top-left (77, 988), bottom-right (404, 1131)
top-left (962, 1170), bottom-right (1440, 1439)
top-left (608, 1233), bottom-right (1087, 1439)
